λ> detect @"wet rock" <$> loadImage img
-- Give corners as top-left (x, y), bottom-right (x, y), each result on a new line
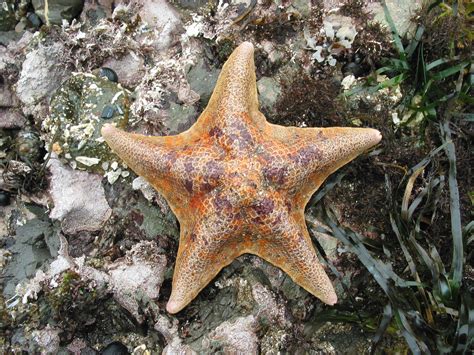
top-left (163, 102), bottom-right (197, 135)
top-left (102, 52), bottom-right (146, 88)
top-left (206, 315), bottom-right (259, 353)
top-left (47, 156), bottom-right (112, 234)
top-left (32, 0), bottom-right (84, 25)
top-left (107, 241), bottom-right (167, 322)
top-left (3, 216), bottom-right (56, 297)
top-left (368, 0), bottom-right (423, 38)
top-left (135, 0), bottom-right (183, 50)
top-left (257, 76), bottom-right (281, 115)
top-left (32, 325), bottom-right (61, 354)
top-left (42, 73), bottom-right (130, 172)
top-left (0, 110), bottom-right (26, 129)
top-left (186, 58), bottom-right (220, 107)
top-left (16, 43), bottom-right (70, 106)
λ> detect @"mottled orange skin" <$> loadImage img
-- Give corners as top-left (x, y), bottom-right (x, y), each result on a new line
top-left (102, 42), bottom-right (382, 314)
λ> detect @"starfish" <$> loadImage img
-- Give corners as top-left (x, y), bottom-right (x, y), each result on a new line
top-left (102, 42), bottom-right (382, 314)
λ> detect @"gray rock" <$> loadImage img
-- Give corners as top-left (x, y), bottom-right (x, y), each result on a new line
top-left (3, 217), bottom-right (55, 298)
top-left (368, 0), bottom-right (423, 38)
top-left (163, 102), bottom-right (197, 135)
top-left (32, 325), bottom-right (61, 354)
top-left (206, 315), bottom-right (259, 354)
top-left (251, 282), bottom-right (290, 328)
top-left (0, 110), bottom-right (26, 129)
top-left (135, 0), bottom-right (183, 50)
top-left (47, 156), bottom-right (112, 234)
top-left (16, 43), bottom-right (70, 106)
top-left (81, 0), bottom-right (115, 23)
top-left (107, 241), bottom-right (167, 322)
top-left (186, 58), bottom-right (220, 107)
top-left (176, 0), bottom-right (209, 10)
top-left (102, 52), bottom-right (146, 88)
top-left (156, 315), bottom-right (198, 355)
top-left (257, 76), bottom-right (281, 115)
top-left (0, 80), bottom-right (19, 108)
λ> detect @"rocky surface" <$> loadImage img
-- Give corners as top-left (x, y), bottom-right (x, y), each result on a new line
top-left (0, 0), bottom-right (428, 353)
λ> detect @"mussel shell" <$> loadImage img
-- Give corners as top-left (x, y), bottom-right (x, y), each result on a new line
top-left (98, 67), bottom-right (118, 82)
top-left (101, 105), bottom-right (116, 119)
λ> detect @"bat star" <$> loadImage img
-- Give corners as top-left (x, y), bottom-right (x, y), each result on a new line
top-left (102, 42), bottom-right (382, 313)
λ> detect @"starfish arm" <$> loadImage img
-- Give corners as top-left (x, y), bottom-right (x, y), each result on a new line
top-left (166, 211), bottom-right (241, 313)
top-left (262, 125), bottom-right (381, 200)
top-left (249, 207), bottom-right (337, 305)
top-left (101, 124), bottom-right (177, 179)
top-left (202, 42), bottom-right (261, 121)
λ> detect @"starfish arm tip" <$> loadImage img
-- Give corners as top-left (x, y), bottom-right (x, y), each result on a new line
top-left (370, 128), bottom-right (383, 145)
top-left (101, 123), bottom-right (116, 140)
top-left (166, 299), bottom-right (183, 314)
top-left (324, 292), bottom-right (338, 306)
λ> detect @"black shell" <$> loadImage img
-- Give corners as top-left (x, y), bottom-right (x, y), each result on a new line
top-left (101, 105), bottom-right (116, 119)
top-left (0, 191), bottom-right (10, 206)
top-left (98, 67), bottom-right (118, 82)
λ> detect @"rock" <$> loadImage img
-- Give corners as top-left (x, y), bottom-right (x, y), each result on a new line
top-left (32, 325), bottom-right (61, 354)
top-left (176, 0), bottom-right (209, 10)
top-left (135, 0), bottom-right (183, 50)
top-left (251, 282), bottom-right (290, 328)
top-left (368, 0), bottom-right (423, 38)
top-left (102, 52), bottom-right (146, 88)
top-left (186, 58), bottom-right (220, 107)
top-left (257, 76), bottom-right (281, 115)
top-left (0, 110), bottom-right (26, 129)
top-left (132, 177), bottom-right (157, 202)
top-left (0, 78), bottom-right (19, 107)
top-left (163, 102), bottom-right (197, 135)
top-left (81, 0), bottom-right (115, 24)
top-left (2, 217), bottom-right (56, 297)
top-left (155, 315), bottom-right (197, 355)
top-left (41, 72), bottom-right (130, 173)
top-left (32, 0), bottom-right (84, 25)
top-left (206, 315), bottom-right (259, 354)
top-left (16, 43), bottom-right (70, 106)
top-left (107, 241), bottom-right (167, 322)
top-left (47, 156), bottom-right (112, 234)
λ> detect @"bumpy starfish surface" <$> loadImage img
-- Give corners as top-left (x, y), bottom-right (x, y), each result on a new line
top-left (102, 42), bottom-right (382, 314)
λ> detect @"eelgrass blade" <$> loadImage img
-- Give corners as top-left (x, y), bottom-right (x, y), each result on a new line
top-left (381, 0), bottom-right (406, 58)
top-left (452, 293), bottom-right (474, 354)
top-left (371, 303), bottom-right (393, 354)
top-left (406, 25), bottom-right (425, 59)
top-left (439, 121), bottom-right (463, 292)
